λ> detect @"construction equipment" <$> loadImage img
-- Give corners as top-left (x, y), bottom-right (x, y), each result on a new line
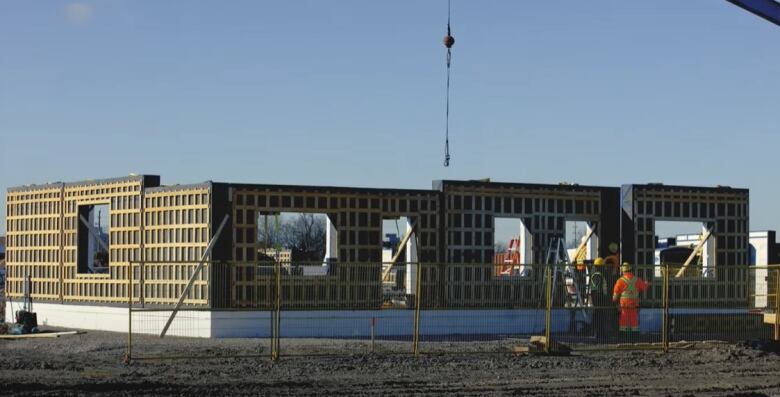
top-left (494, 237), bottom-right (531, 277)
top-left (728, 0), bottom-right (780, 26)
top-left (432, 1), bottom-right (776, 167)
top-left (11, 273), bottom-right (38, 335)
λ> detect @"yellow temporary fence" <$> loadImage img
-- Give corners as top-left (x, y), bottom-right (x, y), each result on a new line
top-left (124, 262), bottom-right (780, 363)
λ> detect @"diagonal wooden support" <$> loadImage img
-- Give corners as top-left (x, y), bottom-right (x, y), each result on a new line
top-left (571, 225), bottom-right (596, 265)
top-left (381, 220), bottom-right (417, 282)
top-left (675, 230), bottom-right (713, 278)
top-left (160, 215), bottom-right (230, 338)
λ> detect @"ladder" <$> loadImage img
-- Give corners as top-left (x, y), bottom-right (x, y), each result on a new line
top-left (544, 236), bottom-right (569, 268)
top-left (544, 237), bottom-right (584, 308)
top-left (543, 237), bottom-right (565, 307)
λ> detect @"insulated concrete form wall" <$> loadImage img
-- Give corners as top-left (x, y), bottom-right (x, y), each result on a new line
top-left (5, 177), bottom-right (236, 308)
top-left (5, 175), bottom-right (753, 310)
top-left (5, 175), bottom-right (160, 304)
top-left (5, 184), bottom-right (64, 301)
top-left (224, 184), bottom-right (441, 308)
top-left (61, 177), bottom-right (151, 303)
top-left (140, 184), bottom-right (213, 306)
top-left (434, 180), bottom-right (621, 307)
top-left (620, 184), bottom-right (750, 306)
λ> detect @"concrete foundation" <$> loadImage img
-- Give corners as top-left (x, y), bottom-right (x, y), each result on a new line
top-left (6, 301), bottom-right (752, 339)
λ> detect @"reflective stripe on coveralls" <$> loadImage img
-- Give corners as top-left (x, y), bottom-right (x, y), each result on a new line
top-left (620, 276), bottom-right (639, 299)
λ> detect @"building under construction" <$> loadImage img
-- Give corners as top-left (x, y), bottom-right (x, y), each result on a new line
top-left (4, 174), bottom-right (763, 336)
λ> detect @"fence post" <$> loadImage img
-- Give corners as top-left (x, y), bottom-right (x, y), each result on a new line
top-left (272, 260), bottom-right (281, 361)
top-left (140, 259), bottom-right (145, 308)
top-left (544, 264), bottom-right (552, 354)
top-left (412, 261), bottom-right (422, 357)
top-left (662, 264), bottom-right (669, 353)
top-left (774, 268), bottom-right (780, 341)
top-left (125, 262), bottom-right (133, 364)
top-left (370, 317), bottom-right (376, 353)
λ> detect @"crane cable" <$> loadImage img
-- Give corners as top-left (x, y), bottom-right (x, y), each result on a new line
top-left (443, 0), bottom-right (454, 167)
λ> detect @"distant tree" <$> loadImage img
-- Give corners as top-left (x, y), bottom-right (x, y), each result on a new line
top-left (257, 214), bottom-right (285, 249)
top-left (257, 213), bottom-right (327, 262)
top-left (286, 214), bottom-right (326, 262)
top-left (494, 241), bottom-right (508, 254)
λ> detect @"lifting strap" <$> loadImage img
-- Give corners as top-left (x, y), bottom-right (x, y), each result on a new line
top-left (443, 0), bottom-right (453, 167)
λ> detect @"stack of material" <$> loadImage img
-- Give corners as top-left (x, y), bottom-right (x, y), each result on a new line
top-left (513, 336), bottom-right (571, 356)
top-left (0, 331), bottom-right (83, 340)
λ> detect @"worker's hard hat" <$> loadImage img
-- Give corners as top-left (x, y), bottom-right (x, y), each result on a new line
top-left (620, 262), bottom-right (631, 272)
top-left (594, 257), bottom-right (605, 266)
top-left (609, 243), bottom-right (619, 253)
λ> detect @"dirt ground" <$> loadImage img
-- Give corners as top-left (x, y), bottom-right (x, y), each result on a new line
top-left (1, 329), bottom-right (780, 396)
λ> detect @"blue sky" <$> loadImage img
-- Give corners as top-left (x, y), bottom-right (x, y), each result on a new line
top-left (1, 1), bottom-right (778, 235)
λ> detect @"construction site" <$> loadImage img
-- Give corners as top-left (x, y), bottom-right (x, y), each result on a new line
top-left (0, 175), bottom-right (778, 369)
top-left (1, 173), bottom-right (780, 394)
top-left (2, 1), bottom-right (780, 396)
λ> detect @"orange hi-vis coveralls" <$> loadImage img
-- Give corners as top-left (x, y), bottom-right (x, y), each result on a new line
top-left (604, 254), bottom-right (620, 276)
top-left (612, 273), bottom-right (649, 332)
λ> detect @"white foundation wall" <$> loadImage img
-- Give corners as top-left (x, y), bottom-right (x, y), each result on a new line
top-left (6, 302), bottom-right (749, 338)
top-left (4, 302), bottom-right (212, 337)
top-left (4, 303), bottom-right (559, 338)
top-left (211, 311), bottom-right (272, 338)
top-left (131, 309), bottom-right (212, 338)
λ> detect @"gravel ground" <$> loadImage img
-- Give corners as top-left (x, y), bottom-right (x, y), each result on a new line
top-left (1, 329), bottom-right (780, 396)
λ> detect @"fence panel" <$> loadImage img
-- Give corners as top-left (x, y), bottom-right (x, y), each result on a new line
top-left (127, 262), bottom-right (273, 361)
top-left (537, 264), bottom-right (662, 350)
top-left (668, 265), bottom-right (773, 344)
top-left (417, 263), bottom-right (548, 355)
top-left (275, 262), bottom-right (415, 357)
top-left (126, 261), bottom-right (780, 363)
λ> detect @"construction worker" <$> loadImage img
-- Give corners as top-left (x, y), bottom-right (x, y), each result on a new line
top-left (612, 262), bottom-right (649, 332)
top-left (603, 242), bottom-right (620, 276)
top-left (590, 257), bottom-right (612, 338)
top-left (590, 258), bottom-right (608, 303)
